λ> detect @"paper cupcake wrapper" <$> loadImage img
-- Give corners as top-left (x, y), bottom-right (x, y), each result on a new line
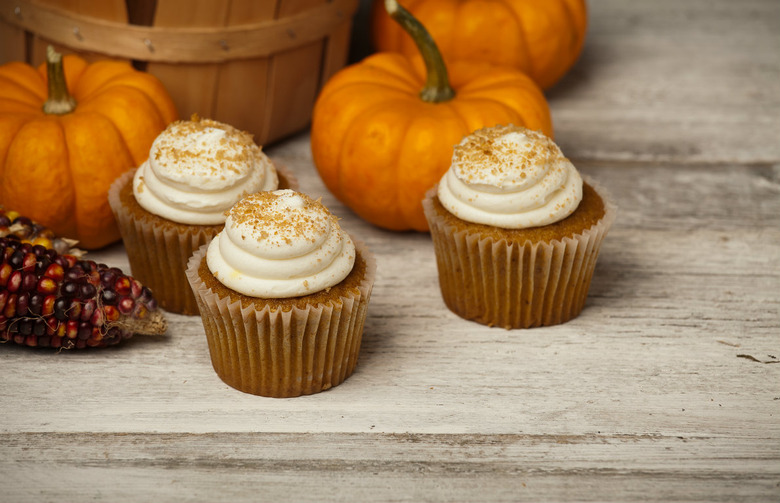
top-left (107, 164), bottom-right (299, 316)
top-left (423, 180), bottom-right (616, 329)
top-left (184, 239), bottom-right (376, 398)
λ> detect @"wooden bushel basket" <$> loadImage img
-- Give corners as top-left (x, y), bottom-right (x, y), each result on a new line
top-left (0, 0), bottom-right (358, 145)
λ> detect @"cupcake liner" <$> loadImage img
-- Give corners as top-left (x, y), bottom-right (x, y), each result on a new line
top-left (185, 239), bottom-right (376, 398)
top-left (423, 180), bottom-right (616, 329)
top-left (107, 164), bottom-right (298, 316)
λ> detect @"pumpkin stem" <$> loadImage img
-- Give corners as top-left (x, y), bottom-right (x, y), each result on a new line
top-left (384, 0), bottom-right (455, 103)
top-left (42, 46), bottom-right (77, 115)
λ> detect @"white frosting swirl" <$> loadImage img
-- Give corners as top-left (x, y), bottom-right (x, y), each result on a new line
top-left (133, 117), bottom-right (278, 225)
top-left (437, 125), bottom-right (583, 229)
top-left (206, 190), bottom-right (356, 298)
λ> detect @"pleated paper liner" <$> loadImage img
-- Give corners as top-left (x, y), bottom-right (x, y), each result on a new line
top-left (107, 163), bottom-right (298, 316)
top-left (423, 181), bottom-right (616, 329)
top-left (185, 240), bottom-right (376, 398)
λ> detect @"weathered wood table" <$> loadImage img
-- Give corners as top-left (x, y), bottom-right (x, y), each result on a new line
top-left (2, 0), bottom-right (778, 501)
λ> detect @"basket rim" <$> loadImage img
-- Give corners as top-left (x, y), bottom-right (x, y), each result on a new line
top-left (0, 0), bottom-right (359, 63)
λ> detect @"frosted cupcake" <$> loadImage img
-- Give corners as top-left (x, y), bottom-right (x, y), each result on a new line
top-left (423, 125), bottom-right (616, 329)
top-left (185, 190), bottom-right (376, 398)
top-left (108, 116), bottom-right (297, 315)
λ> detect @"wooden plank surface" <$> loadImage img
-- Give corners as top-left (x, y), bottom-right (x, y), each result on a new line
top-left (1, 0), bottom-right (779, 501)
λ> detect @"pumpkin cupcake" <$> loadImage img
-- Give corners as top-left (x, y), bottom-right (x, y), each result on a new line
top-left (185, 190), bottom-right (376, 398)
top-left (108, 115), bottom-right (297, 315)
top-left (423, 124), bottom-right (616, 329)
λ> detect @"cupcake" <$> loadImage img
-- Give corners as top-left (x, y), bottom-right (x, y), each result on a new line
top-left (423, 125), bottom-right (616, 329)
top-left (185, 190), bottom-right (376, 398)
top-left (108, 115), bottom-right (297, 315)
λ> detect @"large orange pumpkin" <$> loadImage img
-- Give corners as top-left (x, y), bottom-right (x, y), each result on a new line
top-left (0, 48), bottom-right (177, 249)
top-left (371, 0), bottom-right (587, 90)
top-left (311, 0), bottom-right (552, 231)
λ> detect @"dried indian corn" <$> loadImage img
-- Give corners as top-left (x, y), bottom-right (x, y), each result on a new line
top-left (0, 207), bottom-right (81, 256)
top-left (0, 236), bottom-right (166, 349)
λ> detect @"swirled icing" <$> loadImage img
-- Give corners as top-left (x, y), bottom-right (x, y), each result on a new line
top-left (437, 125), bottom-right (582, 229)
top-left (133, 116), bottom-right (278, 225)
top-left (206, 190), bottom-right (356, 298)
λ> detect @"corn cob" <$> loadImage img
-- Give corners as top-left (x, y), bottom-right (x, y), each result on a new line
top-left (0, 236), bottom-right (166, 349)
top-left (0, 207), bottom-right (82, 256)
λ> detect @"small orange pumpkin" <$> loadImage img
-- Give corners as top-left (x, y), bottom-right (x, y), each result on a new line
top-left (311, 0), bottom-right (552, 231)
top-left (371, 0), bottom-right (588, 90)
top-left (0, 48), bottom-right (177, 249)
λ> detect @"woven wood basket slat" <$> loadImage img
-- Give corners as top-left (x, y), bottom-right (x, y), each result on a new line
top-left (0, 0), bottom-right (358, 145)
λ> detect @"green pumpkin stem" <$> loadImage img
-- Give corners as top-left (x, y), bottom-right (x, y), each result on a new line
top-left (42, 46), bottom-right (77, 115)
top-left (384, 0), bottom-right (455, 103)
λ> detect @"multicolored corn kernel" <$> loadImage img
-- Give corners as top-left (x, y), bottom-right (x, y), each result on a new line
top-left (0, 235), bottom-right (166, 349)
top-left (0, 208), bottom-right (83, 256)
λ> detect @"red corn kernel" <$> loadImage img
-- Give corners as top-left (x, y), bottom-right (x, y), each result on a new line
top-left (22, 252), bottom-right (37, 272)
top-left (16, 292), bottom-right (29, 316)
top-left (0, 290), bottom-right (7, 311)
top-left (131, 279), bottom-right (142, 298)
top-left (65, 320), bottom-right (79, 339)
top-left (51, 335), bottom-right (62, 348)
top-left (77, 322), bottom-right (91, 340)
top-left (80, 299), bottom-right (96, 322)
top-left (3, 294), bottom-right (16, 318)
top-left (6, 270), bottom-right (22, 292)
top-left (90, 309), bottom-right (104, 327)
top-left (118, 296), bottom-right (134, 315)
top-left (68, 300), bottom-right (82, 320)
top-left (41, 295), bottom-right (56, 316)
top-left (43, 263), bottom-right (64, 282)
top-left (0, 263), bottom-right (12, 286)
top-left (114, 277), bottom-right (131, 296)
top-left (45, 317), bottom-right (58, 336)
top-left (24, 334), bottom-right (37, 347)
top-left (103, 305), bottom-right (120, 322)
top-left (21, 272), bottom-right (37, 291)
top-left (62, 255), bottom-right (77, 269)
top-left (35, 276), bottom-right (57, 295)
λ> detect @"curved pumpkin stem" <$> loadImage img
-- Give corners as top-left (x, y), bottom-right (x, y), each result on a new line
top-left (43, 46), bottom-right (77, 115)
top-left (384, 0), bottom-right (455, 103)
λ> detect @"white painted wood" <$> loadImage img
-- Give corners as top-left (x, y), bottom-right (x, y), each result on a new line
top-left (1, 0), bottom-right (779, 501)
top-left (549, 0), bottom-right (780, 164)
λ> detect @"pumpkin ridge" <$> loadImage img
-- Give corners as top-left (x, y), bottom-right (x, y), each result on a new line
top-left (0, 116), bottom-right (31, 185)
top-left (0, 63), bottom-right (46, 100)
top-left (76, 86), bottom-right (167, 165)
top-left (505, 1), bottom-right (537, 80)
top-left (0, 75), bottom-right (45, 108)
top-left (87, 108), bottom-right (140, 169)
top-left (338, 99), bottom-right (417, 227)
top-left (0, 98), bottom-right (42, 115)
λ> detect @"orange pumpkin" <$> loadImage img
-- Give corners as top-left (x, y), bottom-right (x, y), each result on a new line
top-left (371, 0), bottom-right (587, 90)
top-left (311, 0), bottom-right (552, 231)
top-left (0, 48), bottom-right (177, 249)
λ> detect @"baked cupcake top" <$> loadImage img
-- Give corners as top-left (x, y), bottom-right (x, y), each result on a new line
top-left (206, 190), bottom-right (356, 298)
top-left (133, 115), bottom-right (278, 225)
top-left (437, 125), bottom-right (582, 229)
